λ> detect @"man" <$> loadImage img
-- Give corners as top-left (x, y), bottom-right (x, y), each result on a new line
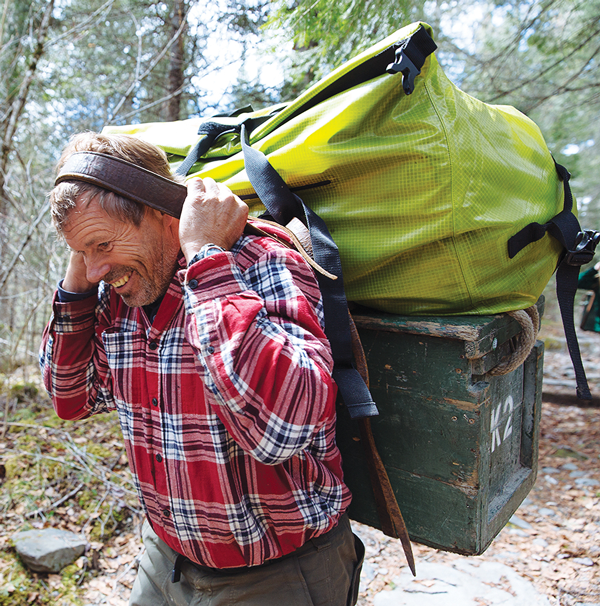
top-left (40, 132), bottom-right (363, 605)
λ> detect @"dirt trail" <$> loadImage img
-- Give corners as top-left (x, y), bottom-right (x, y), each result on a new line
top-left (1, 337), bottom-right (599, 605)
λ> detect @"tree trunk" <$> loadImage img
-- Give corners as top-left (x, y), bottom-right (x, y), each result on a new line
top-left (0, 0), bottom-right (54, 274)
top-left (0, 0), bottom-right (54, 219)
top-left (165, 0), bottom-right (186, 121)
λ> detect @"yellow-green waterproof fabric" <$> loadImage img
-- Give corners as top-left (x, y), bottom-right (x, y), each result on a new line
top-left (104, 22), bottom-right (565, 316)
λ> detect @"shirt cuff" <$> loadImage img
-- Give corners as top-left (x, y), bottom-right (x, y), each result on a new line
top-left (57, 279), bottom-right (98, 303)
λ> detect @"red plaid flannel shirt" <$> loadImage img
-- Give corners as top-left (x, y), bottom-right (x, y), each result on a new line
top-left (40, 221), bottom-right (351, 568)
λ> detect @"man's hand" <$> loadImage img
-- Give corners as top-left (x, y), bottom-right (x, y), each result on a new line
top-left (179, 177), bottom-right (248, 264)
top-left (62, 251), bottom-right (99, 293)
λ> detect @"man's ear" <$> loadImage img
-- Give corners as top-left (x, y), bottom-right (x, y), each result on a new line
top-left (159, 210), bottom-right (176, 227)
top-left (158, 209), bottom-right (180, 243)
top-left (146, 206), bottom-right (174, 227)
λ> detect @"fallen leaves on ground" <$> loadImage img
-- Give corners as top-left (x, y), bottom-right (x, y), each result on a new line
top-left (1, 346), bottom-right (599, 605)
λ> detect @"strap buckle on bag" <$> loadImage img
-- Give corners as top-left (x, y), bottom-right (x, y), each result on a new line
top-left (385, 26), bottom-right (437, 95)
top-left (386, 44), bottom-right (421, 95)
top-left (564, 230), bottom-right (600, 267)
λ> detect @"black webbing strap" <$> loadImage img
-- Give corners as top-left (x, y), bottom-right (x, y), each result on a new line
top-left (175, 122), bottom-right (229, 178)
top-left (174, 27), bottom-right (438, 418)
top-left (175, 114), bottom-right (274, 178)
top-left (239, 124), bottom-right (378, 419)
top-left (508, 162), bottom-right (600, 400)
top-left (386, 25), bottom-right (437, 94)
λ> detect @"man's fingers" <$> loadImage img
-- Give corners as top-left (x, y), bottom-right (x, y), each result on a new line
top-left (179, 178), bottom-right (248, 263)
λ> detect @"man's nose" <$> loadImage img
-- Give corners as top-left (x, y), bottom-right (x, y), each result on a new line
top-left (85, 255), bottom-right (111, 283)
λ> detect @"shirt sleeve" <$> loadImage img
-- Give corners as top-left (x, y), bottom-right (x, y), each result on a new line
top-left (181, 238), bottom-right (337, 466)
top-left (39, 286), bottom-right (115, 420)
top-left (56, 279), bottom-right (98, 302)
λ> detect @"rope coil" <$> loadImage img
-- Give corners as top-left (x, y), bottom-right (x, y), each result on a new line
top-left (489, 305), bottom-right (540, 376)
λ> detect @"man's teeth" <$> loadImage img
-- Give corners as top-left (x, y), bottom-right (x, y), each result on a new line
top-left (111, 274), bottom-right (130, 288)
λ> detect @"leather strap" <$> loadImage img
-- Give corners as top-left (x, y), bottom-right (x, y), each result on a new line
top-left (348, 313), bottom-right (416, 576)
top-left (55, 151), bottom-right (188, 218)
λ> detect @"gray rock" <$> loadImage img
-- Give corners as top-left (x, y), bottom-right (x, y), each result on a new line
top-left (509, 515), bottom-right (532, 530)
top-left (508, 529), bottom-right (529, 537)
top-left (573, 557), bottom-right (594, 566)
top-left (373, 560), bottom-right (551, 606)
top-left (12, 528), bottom-right (88, 573)
top-left (361, 561), bottom-right (377, 581)
top-left (574, 477), bottom-right (600, 487)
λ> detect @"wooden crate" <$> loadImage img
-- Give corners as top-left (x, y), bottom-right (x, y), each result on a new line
top-left (337, 302), bottom-right (544, 555)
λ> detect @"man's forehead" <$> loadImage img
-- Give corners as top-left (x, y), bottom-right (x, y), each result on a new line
top-left (63, 198), bottom-right (122, 244)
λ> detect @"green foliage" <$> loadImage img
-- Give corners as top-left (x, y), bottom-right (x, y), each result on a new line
top-left (0, 0), bottom-right (599, 381)
top-left (0, 0), bottom-right (225, 372)
top-left (9, 382), bottom-right (39, 403)
top-left (0, 552), bottom-right (85, 605)
top-left (264, 0), bottom-right (600, 231)
top-left (38, 0), bottom-right (210, 131)
top-left (267, 0), bottom-right (431, 96)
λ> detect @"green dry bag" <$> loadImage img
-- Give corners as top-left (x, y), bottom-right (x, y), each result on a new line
top-left (104, 21), bottom-right (598, 398)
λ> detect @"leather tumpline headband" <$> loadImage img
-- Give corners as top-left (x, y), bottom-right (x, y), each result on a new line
top-left (55, 151), bottom-right (187, 219)
top-left (54, 150), bottom-right (337, 280)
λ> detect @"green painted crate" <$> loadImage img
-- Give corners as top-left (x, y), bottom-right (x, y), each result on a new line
top-left (337, 301), bottom-right (544, 555)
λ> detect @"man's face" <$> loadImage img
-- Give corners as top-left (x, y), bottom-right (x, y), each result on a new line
top-left (63, 196), bottom-right (179, 307)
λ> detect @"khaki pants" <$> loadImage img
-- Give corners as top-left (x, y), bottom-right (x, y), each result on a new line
top-left (129, 515), bottom-right (364, 606)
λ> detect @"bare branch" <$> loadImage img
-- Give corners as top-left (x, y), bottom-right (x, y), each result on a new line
top-left (488, 21), bottom-right (600, 103)
top-left (524, 41), bottom-right (600, 111)
top-left (0, 0), bottom-right (10, 44)
top-left (0, 200), bottom-right (50, 294)
top-left (105, 1), bottom-right (197, 125)
top-left (1, 1), bottom-right (55, 155)
top-left (26, 482), bottom-right (86, 519)
top-left (46, 0), bottom-right (116, 49)
top-left (0, 0), bottom-right (55, 219)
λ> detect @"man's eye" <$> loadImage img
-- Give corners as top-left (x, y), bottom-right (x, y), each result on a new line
top-left (98, 242), bottom-right (112, 251)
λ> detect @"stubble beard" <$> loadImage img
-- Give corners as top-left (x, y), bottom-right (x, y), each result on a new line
top-left (121, 260), bottom-right (177, 307)
top-left (113, 246), bottom-right (179, 308)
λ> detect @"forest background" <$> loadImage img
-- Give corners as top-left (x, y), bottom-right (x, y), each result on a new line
top-left (0, 0), bottom-right (598, 381)
top-left (0, 1), bottom-right (599, 604)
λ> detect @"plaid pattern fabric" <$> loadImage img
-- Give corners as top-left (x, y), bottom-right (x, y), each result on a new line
top-left (40, 221), bottom-right (351, 569)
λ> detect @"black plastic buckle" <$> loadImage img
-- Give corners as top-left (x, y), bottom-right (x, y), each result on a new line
top-left (565, 230), bottom-right (600, 266)
top-left (386, 44), bottom-right (420, 95)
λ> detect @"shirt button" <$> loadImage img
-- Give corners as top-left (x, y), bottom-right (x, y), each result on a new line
top-left (207, 346), bottom-right (215, 354)
top-left (188, 279), bottom-right (198, 289)
top-left (156, 454), bottom-right (163, 462)
top-left (152, 398), bottom-right (158, 406)
top-left (149, 342), bottom-right (158, 350)
top-left (163, 509), bottom-right (170, 517)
